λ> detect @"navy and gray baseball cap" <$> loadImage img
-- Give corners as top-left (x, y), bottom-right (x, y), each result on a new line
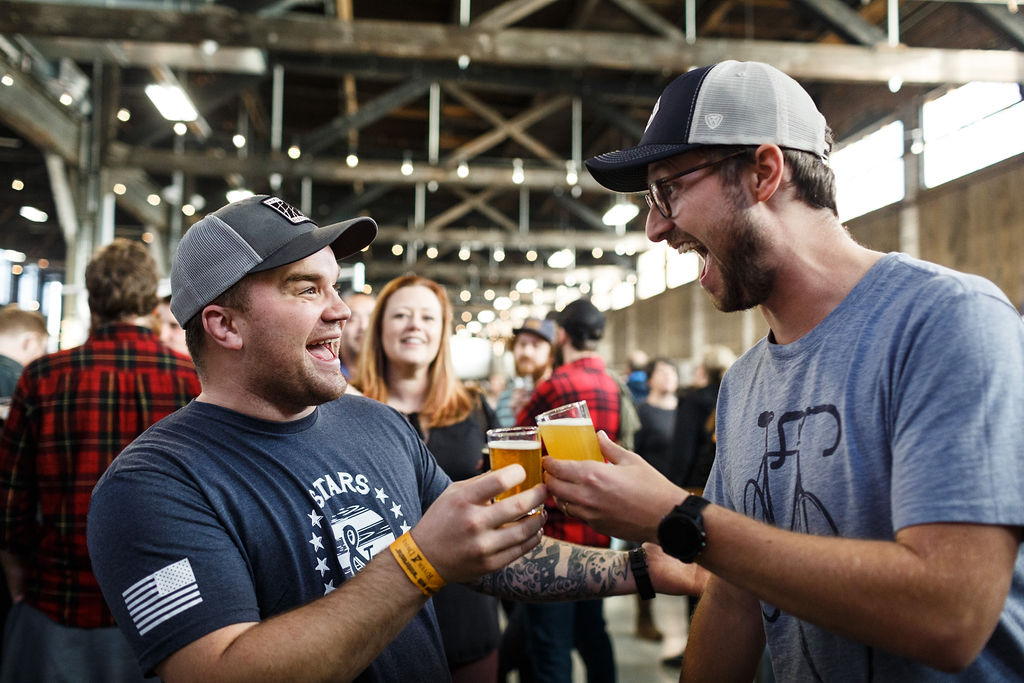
top-left (585, 61), bottom-right (828, 192)
top-left (170, 195), bottom-right (377, 325)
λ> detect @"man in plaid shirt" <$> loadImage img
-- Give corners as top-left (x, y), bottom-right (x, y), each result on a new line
top-left (515, 298), bottom-right (622, 683)
top-left (0, 239), bottom-right (201, 681)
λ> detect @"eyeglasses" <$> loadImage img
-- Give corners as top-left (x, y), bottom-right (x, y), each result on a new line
top-left (644, 150), bottom-right (747, 219)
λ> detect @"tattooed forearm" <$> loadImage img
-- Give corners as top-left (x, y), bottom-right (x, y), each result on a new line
top-left (473, 537), bottom-right (629, 601)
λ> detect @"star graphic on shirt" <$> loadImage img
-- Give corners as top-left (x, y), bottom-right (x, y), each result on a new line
top-left (308, 510), bottom-right (323, 528)
top-left (309, 533), bottom-right (324, 551)
top-left (390, 501), bottom-right (403, 519)
top-left (324, 580), bottom-right (335, 595)
top-left (315, 557), bottom-right (329, 576)
top-left (400, 522), bottom-right (411, 534)
top-left (375, 487), bottom-right (389, 503)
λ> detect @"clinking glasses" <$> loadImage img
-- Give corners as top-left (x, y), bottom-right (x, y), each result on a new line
top-left (643, 150), bottom-right (747, 219)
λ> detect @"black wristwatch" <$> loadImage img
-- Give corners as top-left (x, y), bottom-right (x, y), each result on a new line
top-left (657, 495), bottom-right (711, 563)
top-left (628, 547), bottom-right (656, 600)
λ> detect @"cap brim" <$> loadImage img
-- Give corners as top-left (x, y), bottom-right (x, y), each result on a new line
top-left (585, 142), bottom-right (703, 192)
top-left (512, 327), bottom-right (552, 344)
top-left (254, 216), bottom-right (378, 272)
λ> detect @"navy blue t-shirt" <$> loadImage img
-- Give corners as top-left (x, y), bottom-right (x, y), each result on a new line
top-left (88, 395), bottom-right (452, 681)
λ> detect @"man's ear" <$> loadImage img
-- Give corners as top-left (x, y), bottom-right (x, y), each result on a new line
top-left (201, 305), bottom-right (244, 351)
top-left (750, 144), bottom-right (786, 203)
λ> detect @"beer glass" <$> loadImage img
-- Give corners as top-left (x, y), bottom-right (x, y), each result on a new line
top-left (486, 426), bottom-right (544, 508)
top-left (535, 400), bottom-right (603, 462)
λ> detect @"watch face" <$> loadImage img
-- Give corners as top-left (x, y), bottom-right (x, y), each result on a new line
top-left (659, 504), bottom-right (707, 562)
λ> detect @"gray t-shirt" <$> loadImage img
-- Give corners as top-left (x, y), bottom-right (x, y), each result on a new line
top-left (707, 252), bottom-right (1024, 681)
top-left (88, 395), bottom-right (453, 681)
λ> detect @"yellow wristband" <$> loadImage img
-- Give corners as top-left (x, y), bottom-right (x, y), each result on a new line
top-left (390, 531), bottom-right (447, 596)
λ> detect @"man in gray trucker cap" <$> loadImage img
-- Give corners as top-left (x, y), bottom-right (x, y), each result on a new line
top-left (543, 61), bottom-right (1024, 681)
top-left (87, 196), bottom-right (703, 682)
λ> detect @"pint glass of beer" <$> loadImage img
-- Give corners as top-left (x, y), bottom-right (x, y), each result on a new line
top-left (535, 400), bottom-right (603, 462)
top-left (486, 426), bottom-right (544, 506)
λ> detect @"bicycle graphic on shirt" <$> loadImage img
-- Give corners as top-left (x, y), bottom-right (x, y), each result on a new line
top-left (744, 405), bottom-right (871, 681)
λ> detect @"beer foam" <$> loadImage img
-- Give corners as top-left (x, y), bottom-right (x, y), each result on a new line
top-left (539, 417), bottom-right (592, 427)
top-left (487, 440), bottom-right (539, 450)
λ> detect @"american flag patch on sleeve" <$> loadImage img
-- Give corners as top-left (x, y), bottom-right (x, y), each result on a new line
top-left (123, 558), bottom-right (203, 636)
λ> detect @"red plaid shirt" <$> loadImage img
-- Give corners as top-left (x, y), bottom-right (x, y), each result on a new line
top-left (516, 355), bottom-right (620, 548)
top-left (0, 323), bottom-right (201, 627)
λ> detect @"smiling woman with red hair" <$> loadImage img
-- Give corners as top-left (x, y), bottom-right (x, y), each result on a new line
top-left (352, 274), bottom-right (502, 683)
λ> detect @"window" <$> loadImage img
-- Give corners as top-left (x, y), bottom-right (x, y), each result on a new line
top-left (831, 121), bottom-right (905, 222)
top-left (921, 82), bottom-right (1024, 188)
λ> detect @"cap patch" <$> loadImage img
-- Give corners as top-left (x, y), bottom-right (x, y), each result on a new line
top-left (261, 196), bottom-right (309, 225)
top-left (705, 113), bottom-right (723, 129)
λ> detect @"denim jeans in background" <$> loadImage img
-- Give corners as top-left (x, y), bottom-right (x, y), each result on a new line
top-left (524, 599), bottom-right (616, 683)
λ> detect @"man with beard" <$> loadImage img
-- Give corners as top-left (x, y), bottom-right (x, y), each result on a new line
top-left (339, 291), bottom-right (375, 380)
top-left (542, 61), bottom-right (1024, 681)
top-left (85, 196), bottom-right (702, 683)
top-left (494, 317), bottom-right (555, 427)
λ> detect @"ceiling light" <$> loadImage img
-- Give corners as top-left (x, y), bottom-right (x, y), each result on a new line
top-left (426, 246), bottom-right (438, 259)
top-left (59, 92), bottom-right (73, 106)
top-left (287, 145), bottom-right (302, 160)
top-left (145, 83), bottom-right (199, 122)
top-left (526, 250), bottom-right (537, 262)
top-left (484, 289), bottom-right (495, 301)
top-left (547, 248), bottom-right (574, 269)
top-left (515, 278), bottom-right (538, 294)
top-left (458, 54), bottom-right (471, 70)
top-left (459, 245), bottom-right (471, 261)
top-left (116, 108), bottom-right (131, 122)
top-left (19, 206), bottom-right (48, 223)
top-left (602, 197), bottom-right (639, 226)
top-left (459, 289), bottom-right (472, 302)
top-left (11, 179), bottom-right (24, 191)
top-left (392, 244), bottom-right (404, 256)
top-left (3, 250), bottom-right (26, 263)
top-left (173, 122), bottom-right (188, 136)
top-left (112, 183), bottom-right (126, 195)
top-left (592, 247), bottom-right (604, 258)
top-left (512, 158), bottom-right (525, 185)
top-left (888, 76), bottom-right (903, 93)
top-left (478, 310), bottom-right (496, 324)
top-left (565, 160), bottom-right (578, 186)
top-left (346, 154), bottom-right (359, 168)
top-left (146, 194), bottom-right (161, 206)
top-left (182, 204), bottom-right (196, 216)
top-left (401, 152), bottom-right (414, 176)
top-left (232, 134), bottom-right (246, 149)
top-left (226, 189), bottom-right (254, 203)
top-left (494, 296), bottom-right (512, 311)
top-left (457, 161), bottom-right (469, 179)
top-left (493, 246), bottom-right (505, 263)
top-left (1, 74), bottom-right (13, 87)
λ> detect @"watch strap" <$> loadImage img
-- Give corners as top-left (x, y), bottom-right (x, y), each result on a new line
top-left (628, 546), bottom-right (656, 600)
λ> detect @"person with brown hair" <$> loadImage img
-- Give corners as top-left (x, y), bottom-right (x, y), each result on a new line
top-left (0, 238), bottom-right (201, 682)
top-left (546, 60), bottom-right (1024, 680)
top-left (353, 274), bottom-right (502, 682)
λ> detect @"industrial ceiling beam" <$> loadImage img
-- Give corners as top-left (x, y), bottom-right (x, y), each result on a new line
top-left (3, 2), bottom-right (1024, 85)
top-left (105, 143), bottom-right (607, 190)
top-left (0, 51), bottom-right (80, 163)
